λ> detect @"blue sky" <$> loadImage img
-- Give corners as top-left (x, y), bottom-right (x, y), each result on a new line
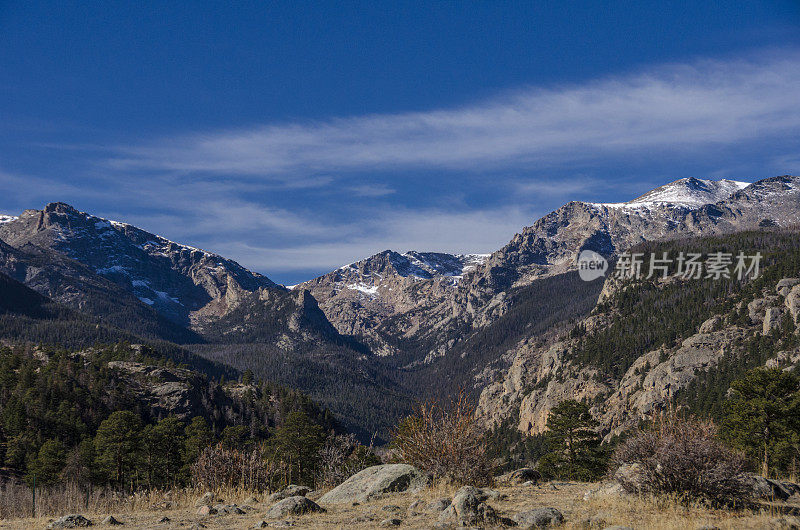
top-left (2, 1), bottom-right (800, 284)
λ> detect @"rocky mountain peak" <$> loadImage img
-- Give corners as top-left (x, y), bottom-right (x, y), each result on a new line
top-left (0, 202), bottom-right (277, 327)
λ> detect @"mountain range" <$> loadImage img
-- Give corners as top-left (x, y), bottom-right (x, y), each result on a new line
top-left (1, 175), bottom-right (798, 439)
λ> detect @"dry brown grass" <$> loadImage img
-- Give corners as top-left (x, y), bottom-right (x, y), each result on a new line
top-left (1, 481), bottom-right (797, 529)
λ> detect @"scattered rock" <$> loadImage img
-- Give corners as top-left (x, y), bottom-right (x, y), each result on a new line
top-left (381, 504), bottom-right (402, 512)
top-left (244, 496), bottom-right (260, 504)
top-left (584, 482), bottom-right (626, 500)
top-left (157, 517), bottom-right (170, 523)
top-left (264, 496), bottom-right (326, 519)
top-left (438, 486), bottom-right (500, 527)
top-left (252, 522), bottom-right (269, 529)
top-left (318, 464), bottom-right (429, 504)
top-left (196, 505), bottom-right (217, 516)
top-left (425, 498), bottom-right (452, 512)
top-left (514, 507), bottom-right (564, 529)
top-left (269, 485), bottom-right (312, 502)
top-left (100, 515), bottom-right (122, 525)
top-left (379, 518), bottom-right (402, 527)
top-left (194, 491), bottom-right (219, 507)
top-left (47, 515), bottom-right (93, 528)
top-left (500, 467), bottom-right (542, 485)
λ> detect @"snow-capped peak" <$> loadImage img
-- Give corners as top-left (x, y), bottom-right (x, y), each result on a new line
top-left (592, 178), bottom-right (750, 210)
top-left (0, 215), bottom-right (17, 224)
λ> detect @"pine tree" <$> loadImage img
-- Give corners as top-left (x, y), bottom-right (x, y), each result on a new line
top-left (268, 410), bottom-right (324, 486)
top-left (538, 400), bottom-right (607, 480)
top-left (721, 367), bottom-right (800, 478)
top-left (142, 416), bottom-right (185, 488)
top-left (94, 411), bottom-right (142, 488)
top-left (27, 439), bottom-right (66, 486)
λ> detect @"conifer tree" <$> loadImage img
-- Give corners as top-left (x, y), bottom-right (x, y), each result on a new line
top-left (538, 400), bottom-right (607, 480)
top-left (721, 367), bottom-right (800, 477)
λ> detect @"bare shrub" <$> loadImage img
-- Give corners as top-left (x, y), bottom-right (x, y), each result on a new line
top-left (317, 433), bottom-right (380, 487)
top-left (389, 390), bottom-right (493, 486)
top-left (612, 411), bottom-right (748, 505)
top-left (191, 443), bottom-right (279, 492)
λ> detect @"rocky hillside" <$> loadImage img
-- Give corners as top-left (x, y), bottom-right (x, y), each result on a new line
top-left (477, 229), bottom-right (800, 440)
top-left (0, 202), bottom-right (275, 328)
top-left (299, 250), bottom-right (488, 356)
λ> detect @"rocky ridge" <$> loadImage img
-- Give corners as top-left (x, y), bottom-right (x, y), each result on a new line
top-left (477, 231), bottom-right (800, 439)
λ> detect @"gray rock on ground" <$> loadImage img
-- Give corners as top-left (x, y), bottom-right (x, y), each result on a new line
top-left (318, 464), bottom-right (429, 504)
top-left (47, 515), bottom-right (93, 528)
top-left (438, 486), bottom-right (502, 527)
top-left (426, 498), bottom-right (452, 512)
top-left (194, 492), bottom-right (220, 507)
top-left (514, 507), bottom-right (564, 529)
top-left (196, 505), bottom-right (216, 516)
top-left (101, 515), bottom-right (122, 525)
top-left (740, 473), bottom-right (800, 501)
top-left (268, 485), bottom-right (312, 502)
top-left (264, 496), bottom-right (326, 519)
top-left (379, 518), bottom-right (402, 527)
top-left (499, 467), bottom-right (542, 485)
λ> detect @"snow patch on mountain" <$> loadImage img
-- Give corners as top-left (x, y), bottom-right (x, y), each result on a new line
top-left (591, 178), bottom-right (750, 211)
top-left (347, 283), bottom-right (380, 297)
top-left (0, 215), bottom-right (19, 224)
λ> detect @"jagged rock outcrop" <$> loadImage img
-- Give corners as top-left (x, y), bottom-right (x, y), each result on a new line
top-left (477, 256), bottom-right (800, 440)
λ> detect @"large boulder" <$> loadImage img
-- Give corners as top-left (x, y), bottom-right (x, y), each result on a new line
top-left (264, 496), bottom-right (325, 519)
top-left (514, 507), bottom-right (564, 529)
top-left (741, 473), bottom-right (800, 501)
top-left (318, 464), bottom-right (429, 504)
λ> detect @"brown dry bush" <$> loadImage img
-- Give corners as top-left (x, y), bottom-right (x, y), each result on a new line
top-left (612, 411), bottom-right (748, 505)
top-left (389, 390), bottom-right (493, 486)
top-left (317, 433), bottom-right (380, 488)
top-left (191, 443), bottom-right (280, 492)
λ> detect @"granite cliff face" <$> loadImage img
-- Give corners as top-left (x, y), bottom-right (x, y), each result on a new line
top-left (476, 230), bottom-right (800, 440)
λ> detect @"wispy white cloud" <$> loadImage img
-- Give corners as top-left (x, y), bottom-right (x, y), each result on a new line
top-left (105, 50), bottom-right (800, 176)
top-left (206, 205), bottom-right (540, 276)
top-left (348, 183), bottom-right (396, 197)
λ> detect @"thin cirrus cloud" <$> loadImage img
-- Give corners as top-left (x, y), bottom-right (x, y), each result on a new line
top-left (105, 50), bottom-right (800, 177)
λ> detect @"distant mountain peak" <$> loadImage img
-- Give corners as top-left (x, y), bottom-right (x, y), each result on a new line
top-left (0, 202), bottom-right (276, 326)
top-left (592, 177), bottom-right (750, 210)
